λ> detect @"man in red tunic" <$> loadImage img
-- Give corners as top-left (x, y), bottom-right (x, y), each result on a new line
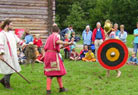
top-left (44, 26), bottom-right (72, 95)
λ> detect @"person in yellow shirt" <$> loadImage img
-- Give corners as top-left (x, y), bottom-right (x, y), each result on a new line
top-left (82, 47), bottom-right (96, 62)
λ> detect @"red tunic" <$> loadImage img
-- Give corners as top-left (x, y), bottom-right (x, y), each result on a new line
top-left (44, 33), bottom-right (66, 77)
top-left (64, 39), bottom-right (70, 51)
top-left (33, 38), bottom-right (42, 47)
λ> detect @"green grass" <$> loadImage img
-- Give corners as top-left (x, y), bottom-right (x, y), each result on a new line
top-left (0, 35), bottom-right (136, 95)
top-left (77, 34), bottom-right (134, 48)
top-left (1, 61), bottom-right (138, 95)
top-left (126, 35), bottom-right (134, 48)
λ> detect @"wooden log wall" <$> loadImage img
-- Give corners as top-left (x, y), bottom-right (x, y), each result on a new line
top-left (0, 0), bottom-right (55, 42)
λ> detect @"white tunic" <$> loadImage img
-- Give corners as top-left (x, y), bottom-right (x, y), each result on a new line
top-left (0, 30), bottom-right (21, 74)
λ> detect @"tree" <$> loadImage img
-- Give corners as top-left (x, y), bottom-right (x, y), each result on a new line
top-left (64, 2), bottom-right (86, 33)
top-left (56, 0), bottom-right (138, 34)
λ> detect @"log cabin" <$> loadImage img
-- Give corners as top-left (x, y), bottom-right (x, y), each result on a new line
top-left (0, 0), bottom-right (55, 43)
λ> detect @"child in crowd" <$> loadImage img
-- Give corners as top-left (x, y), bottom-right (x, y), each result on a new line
top-left (127, 52), bottom-right (138, 65)
top-left (36, 48), bottom-right (45, 63)
top-left (82, 47), bottom-right (96, 62)
top-left (70, 37), bottom-right (76, 51)
top-left (70, 46), bottom-right (80, 61)
top-left (64, 34), bottom-right (70, 59)
top-left (80, 45), bottom-right (88, 59)
top-left (24, 29), bottom-right (34, 44)
top-left (71, 32), bottom-right (81, 42)
top-left (33, 34), bottom-right (43, 53)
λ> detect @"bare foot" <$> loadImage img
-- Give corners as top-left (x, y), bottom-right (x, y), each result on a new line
top-left (117, 71), bottom-right (121, 78)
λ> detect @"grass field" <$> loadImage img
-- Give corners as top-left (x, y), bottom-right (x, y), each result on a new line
top-left (1, 60), bottom-right (138, 95)
top-left (0, 34), bottom-right (137, 95)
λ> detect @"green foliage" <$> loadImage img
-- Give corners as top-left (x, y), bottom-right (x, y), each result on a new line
top-left (56, 0), bottom-right (138, 33)
top-left (64, 2), bottom-right (86, 33)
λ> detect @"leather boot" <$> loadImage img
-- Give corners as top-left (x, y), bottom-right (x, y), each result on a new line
top-left (5, 81), bottom-right (13, 90)
top-left (0, 78), bottom-right (6, 87)
top-left (46, 90), bottom-right (51, 95)
top-left (59, 87), bottom-right (68, 93)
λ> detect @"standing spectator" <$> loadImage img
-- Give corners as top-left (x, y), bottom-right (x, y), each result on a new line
top-left (109, 29), bottom-right (116, 39)
top-left (133, 22), bottom-right (138, 56)
top-left (80, 45), bottom-right (88, 60)
top-left (33, 34), bottom-right (43, 53)
top-left (114, 23), bottom-right (120, 38)
top-left (24, 29), bottom-right (33, 44)
top-left (64, 34), bottom-right (70, 59)
top-left (70, 38), bottom-right (76, 51)
top-left (82, 25), bottom-right (92, 46)
top-left (92, 22), bottom-right (105, 57)
top-left (60, 25), bottom-right (74, 40)
top-left (119, 25), bottom-right (127, 43)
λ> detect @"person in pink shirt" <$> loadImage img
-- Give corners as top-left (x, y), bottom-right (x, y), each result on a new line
top-left (44, 26), bottom-right (72, 95)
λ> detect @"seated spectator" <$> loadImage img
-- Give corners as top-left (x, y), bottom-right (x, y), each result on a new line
top-left (33, 34), bottom-right (43, 53)
top-left (36, 48), bottom-right (45, 63)
top-left (127, 52), bottom-right (138, 65)
top-left (24, 29), bottom-right (33, 44)
top-left (60, 25), bottom-right (74, 40)
top-left (70, 37), bottom-right (76, 51)
top-left (82, 47), bottom-right (96, 62)
top-left (70, 47), bottom-right (80, 61)
top-left (80, 45), bottom-right (88, 59)
top-left (119, 25), bottom-right (127, 43)
top-left (71, 32), bottom-right (81, 42)
top-left (64, 34), bottom-right (70, 59)
top-left (34, 45), bottom-right (40, 58)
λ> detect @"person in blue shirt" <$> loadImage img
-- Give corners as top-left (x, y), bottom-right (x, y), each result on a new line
top-left (60, 25), bottom-right (74, 40)
top-left (119, 25), bottom-right (127, 43)
top-left (24, 29), bottom-right (33, 44)
top-left (127, 52), bottom-right (138, 65)
top-left (133, 22), bottom-right (138, 56)
top-left (82, 25), bottom-right (92, 46)
top-left (114, 23), bottom-right (120, 38)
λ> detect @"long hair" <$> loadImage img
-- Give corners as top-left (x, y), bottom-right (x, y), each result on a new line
top-left (1, 19), bottom-right (12, 29)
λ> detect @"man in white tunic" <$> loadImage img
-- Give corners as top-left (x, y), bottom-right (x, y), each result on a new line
top-left (0, 20), bottom-right (22, 89)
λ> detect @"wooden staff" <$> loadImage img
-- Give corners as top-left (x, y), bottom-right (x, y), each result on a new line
top-left (1, 59), bottom-right (31, 84)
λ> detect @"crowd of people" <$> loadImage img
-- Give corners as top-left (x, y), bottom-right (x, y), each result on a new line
top-left (60, 22), bottom-right (138, 64)
top-left (0, 18), bottom-right (138, 95)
